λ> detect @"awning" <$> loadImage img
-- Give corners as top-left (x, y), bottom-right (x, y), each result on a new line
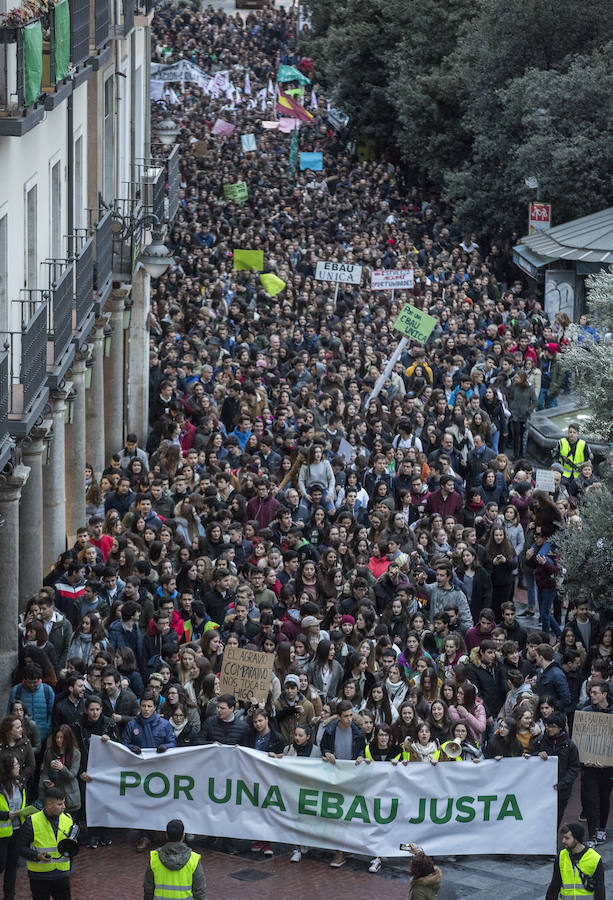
top-left (521, 206), bottom-right (613, 264)
top-left (512, 244), bottom-right (550, 279)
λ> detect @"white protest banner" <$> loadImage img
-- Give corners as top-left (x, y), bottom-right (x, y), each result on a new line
top-left (218, 646), bottom-right (274, 703)
top-left (572, 710), bottom-right (613, 766)
top-left (315, 260), bottom-right (362, 285)
top-left (87, 740), bottom-right (557, 857)
top-left (535, 468), bottom-right (556, 493)
top-left (371, 269), bottom-right (415, 291)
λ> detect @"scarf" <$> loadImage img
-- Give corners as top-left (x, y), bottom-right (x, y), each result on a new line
top-left (386, 678), bottom-right (407, 701)
top-left (410, 740), bottom-right (438, 761)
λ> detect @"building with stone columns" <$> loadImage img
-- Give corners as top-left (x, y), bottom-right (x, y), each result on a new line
top-left (0, 0), bottom-right (179, 691)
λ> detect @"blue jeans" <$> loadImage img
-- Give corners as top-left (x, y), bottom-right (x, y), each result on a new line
top-left (539, 588), bottom-right (561, 637)
top-left (538, 388), bottom-right (558, 410)
top-left (491, 427), bottom-right (500, 453)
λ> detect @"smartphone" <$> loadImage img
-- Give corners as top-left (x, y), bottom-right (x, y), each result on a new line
top-left (399, 843), bottom-right (413, 852)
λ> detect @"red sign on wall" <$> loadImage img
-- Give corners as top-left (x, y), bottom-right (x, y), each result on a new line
top-left (529, 202), bottom-right (552, 235)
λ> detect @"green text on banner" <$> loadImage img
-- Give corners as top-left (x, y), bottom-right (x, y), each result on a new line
top-left (86, 739), bottom-right (557, 857)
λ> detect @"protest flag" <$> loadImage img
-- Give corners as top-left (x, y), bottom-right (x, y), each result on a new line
top-left (260, 273), bottom-right (286, 296)
top-left (276, 90), bottom-right (314, 123)
top-left (233, 249), bottom-right (264, 271)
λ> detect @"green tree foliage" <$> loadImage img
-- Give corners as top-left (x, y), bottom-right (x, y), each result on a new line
top-left (555, 270), bottom-right (613, 607)
top-left (301, 0), bottom-right (613, 232)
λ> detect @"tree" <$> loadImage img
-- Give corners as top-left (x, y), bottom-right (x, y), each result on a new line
top-left (554, 269), bottom-right (613, 608)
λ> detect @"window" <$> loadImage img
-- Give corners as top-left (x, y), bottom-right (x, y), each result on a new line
top-left (0, 213), bottom-right (7, 333)
top-left (74, 135), bottom-right (83, 231)
top-left (51, 160), bottom-right (62, 259)
top-left (25, 183), bottom-right (37, 289)
top-left (103, 76), bottom-right (114, 203)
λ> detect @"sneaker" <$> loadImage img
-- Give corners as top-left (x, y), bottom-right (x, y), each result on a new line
top-left (87, 839), bottom-right (99, 849)
top-left (587, 839), bottom-right (597, 849)
top-left (597, 830), bottom-right (607, 842)
top-left (251, 841), bottom-right (263, 852)
top-left (99, 838), bottom-right (112, 847)
top-left (290, 849), bottom-right (302, 863)
top-left (262, 843), bottom-right (274, 856)
top-left (330, 851), bottom-right (346, 868)
top-left (518, 609), bottom-right (536, 617)
top-left (369, 857), bottom-right (382, 873)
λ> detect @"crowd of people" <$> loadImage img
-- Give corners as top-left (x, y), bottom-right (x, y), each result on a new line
top-left (2, 2), bottom-right (612, 897)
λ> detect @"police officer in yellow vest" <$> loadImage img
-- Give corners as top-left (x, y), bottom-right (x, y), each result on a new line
top-left (143, 818), bottom-right (206, 900)
top-left (557, 425), bottom-right (591, 482)
top-left (546, 822), bottom-right (606, 900)
top-left (19, 787), bottom-right (74, 900)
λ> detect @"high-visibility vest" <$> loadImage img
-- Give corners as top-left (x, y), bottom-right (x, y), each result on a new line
top-left (26, 811), bottom-right (73, 874)
top-left (558, 438), bottom-right (587, 479)
top-left (365, 745), bottom-right (400, 762)
top-left (0, 787), bottom-right (26, 838)
top-left (150, 849), bottom-right (201, 900)
top-left (432, 741), bottom-right (463, 762)
top-left (559, 846), bottom-right (600, 898)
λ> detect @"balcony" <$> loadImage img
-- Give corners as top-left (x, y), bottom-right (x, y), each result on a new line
top-left (90, 0), bottom-right (111, 51)
top-left (166, 144), bottom-right (180, 222)
top-left (42, 259), bottom-right (76, 387)
top-left (110, 0), bottom-right (134, 39)
top-left (0, 347), bottom-right (12, 470)
top-left (141, 162), bottom-right (165, 223)
top-left (134, 0), bottom-right (153, 25)
top-left (1, 301), bottom-right (49, 438)
top-left (73, 232), bottom-right (95, 346)
top-left (94, 209), bottom-right (113, 311)
top-left (69, 0), bottom-right (90, 68)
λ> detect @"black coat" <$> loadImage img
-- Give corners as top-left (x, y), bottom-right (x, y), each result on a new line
top-left (529, 730), bottom-right (580, 797)
top-left (199, 714), bottom-right (249, 746)
top-left (468, 656), bottom-right (508, 719)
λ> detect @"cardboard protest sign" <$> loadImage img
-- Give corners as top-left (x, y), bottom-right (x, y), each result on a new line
top-left (573, 710), bottom-right (613, 766)
top-left (535, 469), bottom-right (556, 493)
top-left (371, 269), bottom-right (415, 291)
top-left (211, 118), bottom-right (235, 136)
top-left (218, 646), bottom-right (275, 703)
top-left (315, 260), bottom-right (362, 284)
top-left (224, 181), bottom-right (248, 203)
top-left (393, 304), bottom-right (437, 343)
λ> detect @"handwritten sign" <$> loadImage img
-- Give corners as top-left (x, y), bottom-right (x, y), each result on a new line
top-left (393, 304), bottom-right (437, 344)
top-left (315, 260), bottom-right (362, 285)
top-left (573, 710), bottom-right (613, 766)
top-left (371, 269), bottom-right (415, 291)
top-left (218, 646), bottom-right (275, 703)
top-left (223, 181), bottom-right (248, 203)
top-left (535, 469), bottom-right (556, 494)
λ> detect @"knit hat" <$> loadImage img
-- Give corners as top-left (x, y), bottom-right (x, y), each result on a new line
top-left (301, 615), bottom-right (320, 627)
top-left (565, 823), bottom-right (585, 843)
top-left (284, 674), bottom-right (300, 688)
top-left (546, 342), bottom-right (561, 355)
top-left (340, 615), bottom-right (355, 626)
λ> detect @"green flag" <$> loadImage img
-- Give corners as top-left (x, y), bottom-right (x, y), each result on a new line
top-left (276, 64), bottom-right (310, 86)
top-left (288, 126), bottom-right (299, 176)
top-left (23, 20), bottom-right (42, 107)
top-left (53, 0), bottom-right (70, 82)
top-left (233, 249), bottom-right (264, 271)
top-left (260, 273), bottom-right (286, 296)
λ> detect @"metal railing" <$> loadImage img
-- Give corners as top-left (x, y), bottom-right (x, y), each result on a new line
top-left (69, 0), bottom-right (90, 66)
top-left (167, 144), bottom-right (180, 222)
top-left (111, 195), bottom-right (143, 277)
top-left (74, 233), bottom-right (94, 326)
top-left (0, 300), bottom-right (47, 417)
top-left (94, 209), bottom-right (113, 302)
top-left (43, 261), bottom-right (74, 367)
top-left (0, 346), bottom-right (8, 443)
top-left (94, 0), bottom-right (110, 49)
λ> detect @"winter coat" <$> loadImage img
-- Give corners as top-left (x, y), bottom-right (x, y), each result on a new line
top-left (274, 692), bottom-right (315, 745)
top-left (448, 697), bottom-right (487, 743)
top-left (101, 688), bottom-right (140, 735)
top-left (46, 612), bottom-right (73, 671)
top-left (39, 746), bottom-right (82, 811)
top-left (243, 724), bottom-right (285, 755)
top-left (199, 714), bottom-right (248, 746)
top-left (8, 680), bottom-right (54, 742)
top-left (508, 384), bottom-right (536, 422)
top-left (422, 584), bottom-right (473, 633)
top-left (0, 735), bottom-right (35, 781)
top-left (467, 648), bottom-right (507, 719)
top-left (72, 713), bottom-right (119, 767)
top-left (409, 866), bottom-right (442, 900)
top-left (122, 712), bottom-right (176, 749)
top-left (143, 842), bottom-right (206, 900)
top-left (108, 619), bottom-right (143, 657)
top-left (529, 730), bottom-right (579, 797)
top-left (536, 661), bottom-right (571, 713)
top-left (319, 720), bottom-right (366, 760)
top-left (306, 659), bottom-right (344, 702)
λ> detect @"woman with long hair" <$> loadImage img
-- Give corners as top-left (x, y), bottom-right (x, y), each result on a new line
top-left (39, 725), bottom-right (81, 812)
top-left (427, 699), bottom-right (453, 743)
top-left (20, 619), bottom-right (57, 672)
top-left (68, 613), bottom-right (108, 667)
top-left (114, 647), bottom-right (144, 697)
top-left (8, 702), bottom-right (40, 757)
top-left (485, 526), bottom-right (517, 617)
top-left (160, 684), bottom-right (200, 731)
top-left (385, 663), bottom-right (409, 711)
top-left (364, 682), bottom-right (398, 726)
top-left (484, 717), bottom-right (525, 759)
top-left (448, 682), bottom-right (486, 744)
top-left (0, 717), bottom-right (35, 786)
top-left (0, 752), bottom-right (27, 900)
top-left (306, 640), bottom-right (344, 703)
top-left (407, 722), bottom-right (440, 763)
top-left (398, 632), bottom-right (434, 682)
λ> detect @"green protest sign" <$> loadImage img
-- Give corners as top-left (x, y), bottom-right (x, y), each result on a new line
top-left (393, 304), bottom-right (437, 343)
top-left (233, 249), bottom-right (264, 271)
top-left (223, 181), bottom-right (248, 203)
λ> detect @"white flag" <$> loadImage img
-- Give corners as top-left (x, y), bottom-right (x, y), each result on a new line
top-left (267, 78), bottom-right (274, 95)
top-left (310, 89), bottom-right (317, 109)
top-left (258, 87), bottom-right (267, 112)
top-left (235, 87), bottom-right (242, 105)
top-left (244, 73), bottom-right (251, 95)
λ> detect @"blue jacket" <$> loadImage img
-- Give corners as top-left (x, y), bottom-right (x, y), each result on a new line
top-left (122, 712), bottom-right (176, 749)
top-left (536, 660), bottom-right (571, 712)
top-left (9, 681), bottom-right (55, 742)
top-left (108, 620), bottom-right (143, 657)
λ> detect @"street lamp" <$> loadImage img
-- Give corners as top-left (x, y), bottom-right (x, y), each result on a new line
top-left (137, 220), bottom-right (175, 279)
top-left (103, 324), bottom-right (113, 357)
top-left (64, 388), bottom-right (77, 425)
top-left (123, 298), bottom-right (133, 330)
top-left (153, 117), bottom-right (181, 147)
top-left (84, 356), bottom-right (94, 389)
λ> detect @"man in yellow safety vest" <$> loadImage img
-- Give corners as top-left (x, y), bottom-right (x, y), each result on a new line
top-left (19, 787), bottom-right (74, 900)
top-left (143, 818), bottom-right (206, 900)
top-left (545, 822), bottom-right (605, 899)
top-left (556, 424), bottom-right (591, 482)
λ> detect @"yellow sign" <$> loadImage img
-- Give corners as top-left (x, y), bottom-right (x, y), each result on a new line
top-left (393, 304), bottom-right (437, 343)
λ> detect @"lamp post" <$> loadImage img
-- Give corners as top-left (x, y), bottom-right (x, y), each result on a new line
top-left (152, 117), bottom-right (181, 147)
top-left (103, 324), bottom-right (113, 357)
